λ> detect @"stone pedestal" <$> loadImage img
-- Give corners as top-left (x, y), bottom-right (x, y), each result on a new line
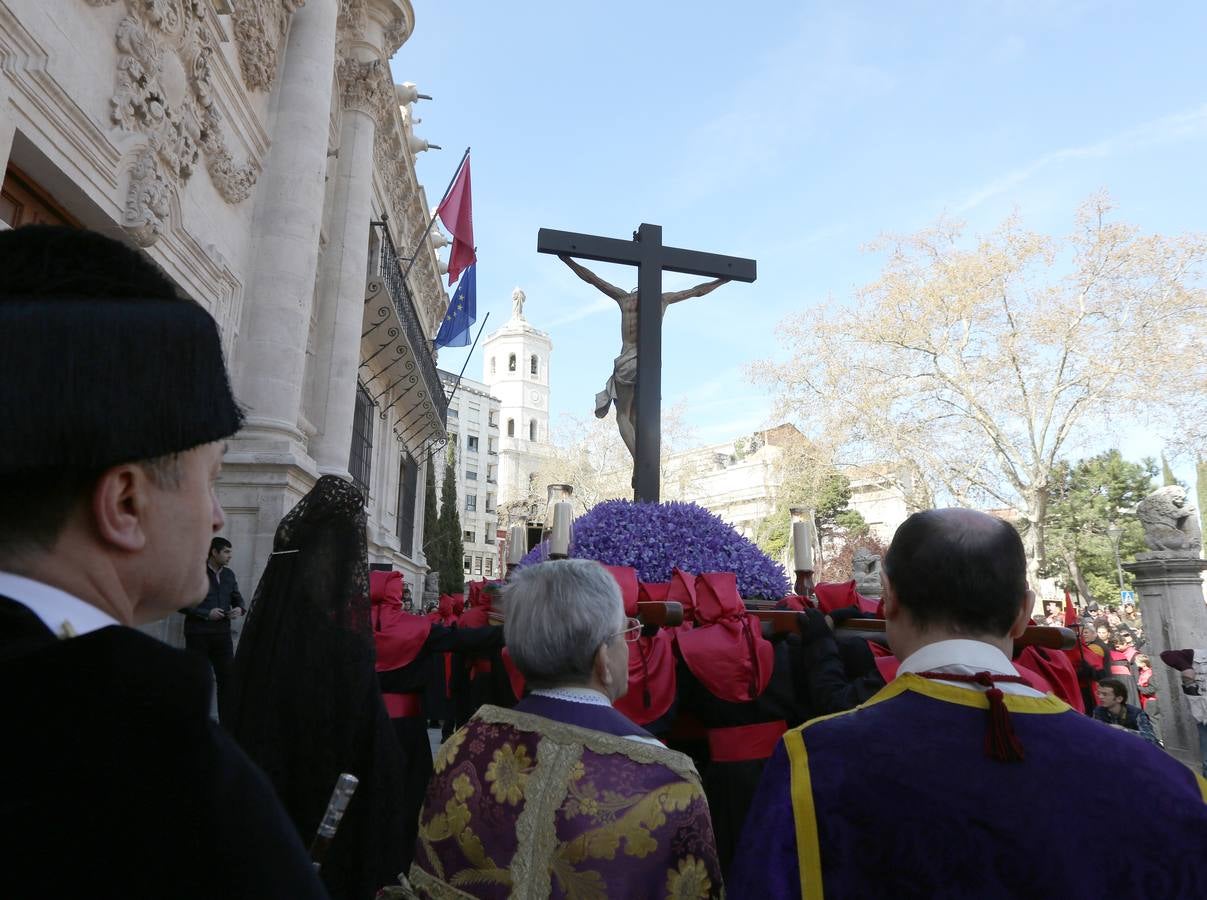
top-left (1124, 554), bottom-right (1207, 769)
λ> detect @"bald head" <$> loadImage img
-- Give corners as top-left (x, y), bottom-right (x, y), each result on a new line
top-left (882, 508), bottom-right (1028, 638)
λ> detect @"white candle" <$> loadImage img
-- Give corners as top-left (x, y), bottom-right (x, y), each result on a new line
top-left (507, 524), bottom-right (525, 564)
top-left (793, 520), bottom-right (813, 571)
top-left (549, 501), bottom-right (573, 557)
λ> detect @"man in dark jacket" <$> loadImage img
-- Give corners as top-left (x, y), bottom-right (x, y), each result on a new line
top-left (183, 536), bottom-right (245, 719)
top-left (0, 226), bottom-right (328, 899)
top-left (1093, 678), bottom-right (1161, 746)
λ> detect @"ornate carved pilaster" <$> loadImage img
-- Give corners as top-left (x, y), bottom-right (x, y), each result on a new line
top-left (338, 0), bottom-right (410, 59)
top-left (381, 9), bottom-right (410, 58)
top-left (89, 0), bottom-right (261, 245)
top-left (337, 0), bottom-right (365, 37)
top-left (337, 56), bottom-right (390, 120)
top-left (231, 0), bottom-right (305, 91)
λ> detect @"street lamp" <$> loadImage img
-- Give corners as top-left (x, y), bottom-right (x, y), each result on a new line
top-left (1106, 522), bottom-right (1125, 593)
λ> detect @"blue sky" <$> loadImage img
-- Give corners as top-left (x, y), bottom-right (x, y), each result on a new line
top-left (393, 1), bottom-right (1207, 484)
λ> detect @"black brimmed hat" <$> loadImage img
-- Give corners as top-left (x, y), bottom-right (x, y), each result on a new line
top-left (0, 226), bottom-right (243, 473)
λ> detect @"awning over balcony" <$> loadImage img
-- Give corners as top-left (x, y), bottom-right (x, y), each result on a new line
top-left (359, 222), bottom-right (449, 457)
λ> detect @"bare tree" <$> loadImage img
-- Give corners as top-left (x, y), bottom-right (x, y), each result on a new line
top-left (753, 195), bottom-right (1207, 582)
top-left (526, 403), bottom-right (701, 515)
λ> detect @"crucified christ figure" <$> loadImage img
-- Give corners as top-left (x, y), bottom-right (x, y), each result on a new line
top-left (559, 254), bottom-right (729, 462)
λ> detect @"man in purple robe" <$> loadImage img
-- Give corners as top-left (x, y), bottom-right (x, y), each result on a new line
top-left (730, 508), bottom-right (1207, 898)
top-left (406, 559), bottom-right (722, 898)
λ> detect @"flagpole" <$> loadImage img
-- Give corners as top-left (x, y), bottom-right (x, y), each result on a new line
top-left (401, 145), bottom-right (470, 286)
top-left (445, 312), bottom-right (490, 408)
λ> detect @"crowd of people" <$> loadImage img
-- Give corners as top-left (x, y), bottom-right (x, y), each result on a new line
top-left (3, 225), bottom-right (1207, 898)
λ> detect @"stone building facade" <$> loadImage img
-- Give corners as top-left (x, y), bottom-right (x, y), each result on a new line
top-left (439, 370), bottom-right (503, 581)
top-left (0, 0), bottom-right (452, 635)
top-left (665, 426), bottom-right (912, 543)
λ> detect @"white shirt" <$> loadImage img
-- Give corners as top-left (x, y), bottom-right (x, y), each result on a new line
top-left (0, 571), bottom-right (119, 638)
top-left (531, 687), bottom-right (665, 747)
top-left (897, 638), bottom-right (1044, 697)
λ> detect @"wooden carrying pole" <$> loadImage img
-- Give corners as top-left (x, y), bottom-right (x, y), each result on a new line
top-left (752, 611), bottom-right (1075, 652)
top-left (636, 601), bottom-right (683, 629)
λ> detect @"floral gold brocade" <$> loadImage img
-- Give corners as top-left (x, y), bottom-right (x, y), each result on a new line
top-left (409, 705), bottom-right (723, 899)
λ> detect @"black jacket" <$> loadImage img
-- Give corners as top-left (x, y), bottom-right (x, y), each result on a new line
top-left (0, 596), bottom-right (328, 899)
top-left (183, 564), bottom-right (244, 633)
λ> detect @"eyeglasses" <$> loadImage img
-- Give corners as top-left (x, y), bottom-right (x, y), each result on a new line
top-left (611, 617), bottom-right (642, 643)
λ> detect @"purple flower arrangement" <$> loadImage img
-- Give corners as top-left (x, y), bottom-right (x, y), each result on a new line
top-left (519, 499), bottom-right (790, 600)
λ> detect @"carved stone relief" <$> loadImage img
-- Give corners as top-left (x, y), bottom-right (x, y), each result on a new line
top-left (337, 56), bottom-right (391, 117)
top-left (232, 0), bottom-right (304, 92)
top-left (91, 0), bottom-right (261, 245)
top-left (337, 0), bottom-right (365, 38)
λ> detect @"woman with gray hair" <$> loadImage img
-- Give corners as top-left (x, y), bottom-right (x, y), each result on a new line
top-left (406, 559), bottom-right (723, 898)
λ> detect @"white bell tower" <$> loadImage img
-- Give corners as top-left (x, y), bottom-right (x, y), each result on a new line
top-left (482, 288), bottom-right (553, 506)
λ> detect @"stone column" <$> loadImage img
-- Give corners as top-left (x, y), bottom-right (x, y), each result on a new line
top-left (1124, 554), bottom-right (1207, 769)
top-left (308, 57), bottom-right (389, 475)
top-left (233, 0), bottom-right (340, 453)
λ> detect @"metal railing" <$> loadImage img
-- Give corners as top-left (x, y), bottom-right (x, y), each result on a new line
top-left (372, 221), bottom-right (448, 425)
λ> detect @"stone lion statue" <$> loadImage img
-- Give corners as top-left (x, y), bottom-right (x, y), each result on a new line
top-left (1136, 485), bottom-right (1202, 554)
top-left (852, 547), bottom-right (883, 597)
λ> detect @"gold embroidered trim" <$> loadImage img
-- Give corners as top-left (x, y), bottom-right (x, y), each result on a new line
top-left (474, 704), bottom-right (702, 786)
top-left (512, 738), bottom-right (583, 898)
top-left (407, 864), bottom-right (476, 899)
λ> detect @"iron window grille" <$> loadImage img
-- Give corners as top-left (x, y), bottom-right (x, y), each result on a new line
top-left (348, 383), bottom-right (375, 499)
top-left (395, 451), bottom-right (418, 555)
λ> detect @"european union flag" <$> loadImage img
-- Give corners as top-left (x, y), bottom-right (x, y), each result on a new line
top-left (434, 263), bottom-right (475, 349)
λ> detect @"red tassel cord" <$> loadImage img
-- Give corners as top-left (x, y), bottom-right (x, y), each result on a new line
top-left (915, 670), bottom-right (1030, 763)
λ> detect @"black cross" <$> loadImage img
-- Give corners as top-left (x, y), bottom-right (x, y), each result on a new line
top-left (537, 223), bottom-right (756, 503)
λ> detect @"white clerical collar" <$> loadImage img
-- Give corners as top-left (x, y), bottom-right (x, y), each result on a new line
top-left (898, 638), bottom-right (1043, 697)
top-left (530, 687), bottom-right (612, 707)
top-left (529, 686), bottom-right (665, 747)
top-left (0, 571), bottom-right (120, 638)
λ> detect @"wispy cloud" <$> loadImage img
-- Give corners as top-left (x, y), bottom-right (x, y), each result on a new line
top-left (545, 295), bottom-right (616, 328)
top-left (954, 103), bottom-right (1207, 213)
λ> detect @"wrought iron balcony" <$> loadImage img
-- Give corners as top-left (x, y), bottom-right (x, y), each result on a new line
top-left (372, 221), bottom-right (448, 426)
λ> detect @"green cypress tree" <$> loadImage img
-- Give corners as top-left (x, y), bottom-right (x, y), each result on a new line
top-left (438, 447), bottom-right (465, 595)
top-left (422, 454), bottom-right (441, 577)
top-left (1198, 456), bottom-right (1207, 556)
top-left (1161, 452), bottom-right (1179, 487)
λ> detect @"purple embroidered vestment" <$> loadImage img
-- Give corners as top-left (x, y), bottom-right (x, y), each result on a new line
top-left (410, 695), bottom-right (722, 898)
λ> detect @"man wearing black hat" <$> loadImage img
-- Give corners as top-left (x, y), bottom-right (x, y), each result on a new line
top-left (0, 226), bottom-right (328, 898)
top-left (730, 508), bottom-right (1207, 898)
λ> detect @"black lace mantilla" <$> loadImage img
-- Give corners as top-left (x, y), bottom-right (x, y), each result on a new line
top-left (226, 475), bottom-right (407, 899)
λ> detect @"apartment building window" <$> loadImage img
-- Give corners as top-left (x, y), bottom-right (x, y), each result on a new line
top-left (485, 494), bottom-right (495, 513)
top-left (474, 556), bottom-right (483, 575)
top-left (466, 435), bottom-right (479, 452)
top-left (466, 467), bottom-right (478, 481)
top-left (530, 354), bottom-right (538, 375)
top-left (508, 353), bottom-right (516, 371)
top-left (463, 555), bottom-right (471, 574)
top-left (488, 437), bottom-right (498, 454)
top-left (485, 558), bottom-right (494, 577)
top-left (529, 419), bottom-right (536, 442)
top-left (395, 452), bottom-right (418, 556)
top-left (507, 418), bottom-right (514, 437)
top-left (465, 495), bottom-right (477, 512)
top-left (347, 383), bottom-right (374, 499)
top-left (463, 529), bottom-right (475, 543)
top-left (487, 466), bottom-right (497, 484)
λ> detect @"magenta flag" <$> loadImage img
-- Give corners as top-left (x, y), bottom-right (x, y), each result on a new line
top-left (436, 154), bottom-right (474, 284)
